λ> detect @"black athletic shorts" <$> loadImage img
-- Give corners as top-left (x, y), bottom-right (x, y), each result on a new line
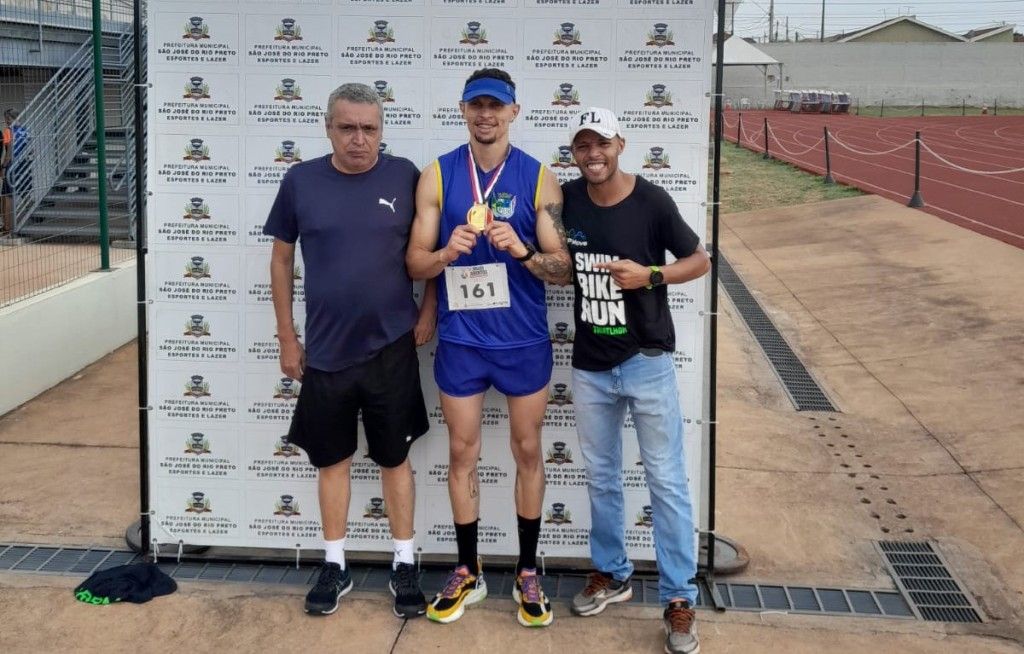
top-left (287, 331), bottom-right (429, 469)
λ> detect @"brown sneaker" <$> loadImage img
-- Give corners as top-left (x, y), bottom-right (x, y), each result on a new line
top-left (663, 600), bottom-right (699, 654)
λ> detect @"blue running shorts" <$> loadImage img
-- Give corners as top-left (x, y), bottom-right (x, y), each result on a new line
top-left (434, 339), bottom-right (553, 397)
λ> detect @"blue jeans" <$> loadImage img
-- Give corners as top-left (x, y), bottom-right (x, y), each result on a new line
top-left (573, 351), bottom-right (698, 605)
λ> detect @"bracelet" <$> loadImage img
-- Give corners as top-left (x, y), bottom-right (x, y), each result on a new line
top-left (515, 242), bottom-right (537, 262)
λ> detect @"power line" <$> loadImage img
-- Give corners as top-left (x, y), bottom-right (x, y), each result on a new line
top-left (774, 12), bottom-right (1024, 20)
top-left (741, 9), bottom-right (1024, 18)
top-left (751, 0), bottom-right (1020, 5)
top-left (735, 2), bottom-right (1024, 20)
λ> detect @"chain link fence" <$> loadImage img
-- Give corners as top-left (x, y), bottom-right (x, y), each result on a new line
top-left (1, 0), bottom-right (139, 308)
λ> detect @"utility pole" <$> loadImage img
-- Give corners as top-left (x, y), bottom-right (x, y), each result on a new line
top-left (786, 17), bottom-right (789, 42)
top-left (769, 0), bottom-right (775, 42)
top-left (820, 0), bottom-right (826, 42)
top-left (724, 0), bottom-right (739, 35)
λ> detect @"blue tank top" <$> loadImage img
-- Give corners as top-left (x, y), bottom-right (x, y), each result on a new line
top-left (435, 144), bottom-right (549, 349)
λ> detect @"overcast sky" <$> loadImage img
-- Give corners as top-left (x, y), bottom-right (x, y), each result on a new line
top-left (728, 0), bottom-right (1023, 41)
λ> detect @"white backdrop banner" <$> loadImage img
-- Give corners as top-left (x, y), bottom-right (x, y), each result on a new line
top-left (147, 0), bottom-right (714, 561)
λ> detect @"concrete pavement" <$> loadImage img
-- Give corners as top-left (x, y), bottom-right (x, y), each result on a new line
top-left (1, 193), bottom-right (1022, 652)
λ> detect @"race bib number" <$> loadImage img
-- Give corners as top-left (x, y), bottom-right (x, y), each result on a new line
top-left (444, 263), bottom-right (510, 311)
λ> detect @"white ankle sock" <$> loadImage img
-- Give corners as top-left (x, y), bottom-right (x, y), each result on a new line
top-left (324, 538), bottom-right (346, 569)
top-left (393, 538), bottom-right (415, 569)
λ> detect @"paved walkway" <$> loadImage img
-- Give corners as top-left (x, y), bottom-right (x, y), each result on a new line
top-left (1, 194), bottom-right (1021, 652)
top-left (0, 240), bottom-right (135, 307)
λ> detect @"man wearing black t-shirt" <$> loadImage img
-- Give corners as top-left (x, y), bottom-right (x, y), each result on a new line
top-left (561, 107), bottom-right (709, 654)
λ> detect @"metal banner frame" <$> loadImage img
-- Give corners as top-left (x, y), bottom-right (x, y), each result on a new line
top-left (134, 0), bottom-right (726, 593)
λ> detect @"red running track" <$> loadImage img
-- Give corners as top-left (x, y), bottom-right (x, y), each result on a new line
top-left (720, 110), bottom-right (1024, 249)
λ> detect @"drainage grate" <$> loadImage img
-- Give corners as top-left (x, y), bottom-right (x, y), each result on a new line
top-left (877, 541), bottom-right (983, 623)
top-left (0, 544), bottom-right (926, 620)
top-left (0, 544), bottom-right (664, 604)
top-left (718, 255), bottom-right (836, 412)
top-left (711, 582), bottom-right (912, 618)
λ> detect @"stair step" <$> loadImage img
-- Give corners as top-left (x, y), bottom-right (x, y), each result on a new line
top-left (79, 148), bottom-right (129, 156)
top-left (76, 144), bottom-right (128, 151)
top-left (70, 155), bottom-right (128, 163)
top-left (81, 145), bottom-right (129, 153)
top-left (64, 163), bottom-right (127, 175)
top-left (42, 192), bottom-right (130, 206)
top-left (52, 179), bottom-right (131, 191)
top-left (29, 207), bottom-right (131, 220)
top-left (71, 152), bottom-right (128, 161)
top-left (17, 222), bottom-right (133, 240)
top-left (72, 157), bottom-right (128, 167)
top-left (66, 162), bottom-right (128, 172)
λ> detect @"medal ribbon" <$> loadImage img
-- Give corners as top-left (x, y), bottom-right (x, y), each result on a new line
top-left (466, 145), bottom-right (509, 206)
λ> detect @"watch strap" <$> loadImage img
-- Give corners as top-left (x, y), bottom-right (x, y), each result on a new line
top-left (646, 265), bottom-right (662, 289)
top-left (515, 242), bottom-right (537, 262)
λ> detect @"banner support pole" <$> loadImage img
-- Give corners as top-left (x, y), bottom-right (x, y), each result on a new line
top-left (133, 0), bottom-right (151, 555)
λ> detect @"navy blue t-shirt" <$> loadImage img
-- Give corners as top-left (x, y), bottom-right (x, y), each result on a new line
top-left (262, 154), bottom-right (420, 372)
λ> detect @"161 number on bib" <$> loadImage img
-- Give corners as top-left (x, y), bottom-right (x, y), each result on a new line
top-left (444, 263), bottom-right (511, 311)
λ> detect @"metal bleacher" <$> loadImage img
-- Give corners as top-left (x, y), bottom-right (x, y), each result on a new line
top-left (1, 1), bottom-right (139, 241)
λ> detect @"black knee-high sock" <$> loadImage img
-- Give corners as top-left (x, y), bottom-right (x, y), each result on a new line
top-left (516, 515), bottom-right (541, 575)
top-left (454, 520), bottom-right (478, 571)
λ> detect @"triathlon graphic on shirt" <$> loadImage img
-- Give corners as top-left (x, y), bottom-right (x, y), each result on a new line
top-left (573, 252), bottom-right (626, 336)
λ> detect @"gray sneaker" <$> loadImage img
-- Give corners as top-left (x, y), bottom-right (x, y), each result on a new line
top-left (570, 571), bottom-right (633, 616)
top-left (663, 600), bottom-right (699, 654)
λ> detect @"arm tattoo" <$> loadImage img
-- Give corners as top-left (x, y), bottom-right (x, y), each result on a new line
top-left (531, 252), bottom-right (571, 284)
top-left (526, 202), bottom-right (571, 284)
top-left (546, 202), bottom-right (566, 239)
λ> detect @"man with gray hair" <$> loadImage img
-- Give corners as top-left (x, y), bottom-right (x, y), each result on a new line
top-left (264, 82), bottom-right (436, 619)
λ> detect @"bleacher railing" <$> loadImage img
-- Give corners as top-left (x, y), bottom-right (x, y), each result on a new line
top-left (0, 0), bottom-right (132, 32)
top-left (1, 0), bottom-right (139, 308)
top-left (11, 38), bottom-right (97, 233)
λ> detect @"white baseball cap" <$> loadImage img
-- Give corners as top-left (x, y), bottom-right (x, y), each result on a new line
top-left (569, 107), bottom-right (622, 142)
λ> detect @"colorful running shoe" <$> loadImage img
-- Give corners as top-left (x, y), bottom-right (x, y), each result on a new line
top-left (512, 568), bottom-right (553, 627)
top-left (426, 560), bottom-right (487, 624)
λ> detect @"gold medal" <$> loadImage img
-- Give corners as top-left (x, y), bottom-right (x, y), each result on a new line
top-left (466, 202), bottom-right (491, 232)
top-left (465, 144), bottom-right (507, 233)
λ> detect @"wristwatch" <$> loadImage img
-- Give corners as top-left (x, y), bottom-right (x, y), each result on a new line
top-left (646, 265), bottom-right (664, 289)
top-left (515, 242), bottom-right (537, 262)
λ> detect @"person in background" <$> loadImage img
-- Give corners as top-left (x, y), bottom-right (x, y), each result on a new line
top-left (1, 108), bottom-right (29, 237)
